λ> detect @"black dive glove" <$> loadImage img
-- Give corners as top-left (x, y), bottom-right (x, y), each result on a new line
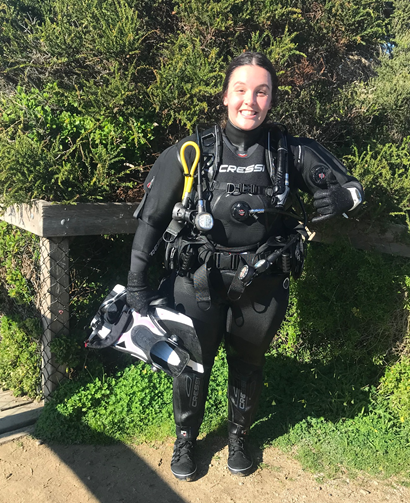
top-left (312, 172), bottom-right (353, 223)
top-left (126, 271), bottom-right (160, 317)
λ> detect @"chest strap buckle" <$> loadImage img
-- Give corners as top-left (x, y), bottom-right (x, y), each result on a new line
top-left (214, 252), bottom-right (242, 270)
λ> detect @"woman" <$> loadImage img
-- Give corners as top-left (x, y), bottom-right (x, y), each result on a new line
top-left (126, 52), bottom-right (363, 481)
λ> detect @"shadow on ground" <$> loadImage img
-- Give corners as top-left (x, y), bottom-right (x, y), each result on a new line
top-left (37, 424), bottom-right (186, 503)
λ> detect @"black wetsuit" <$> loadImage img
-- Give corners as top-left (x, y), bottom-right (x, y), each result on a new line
top-left (129, 121), bottom-right (363, 439)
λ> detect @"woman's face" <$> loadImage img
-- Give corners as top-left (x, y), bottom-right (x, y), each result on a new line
top-left (223, 64), bottom-right (272, 131)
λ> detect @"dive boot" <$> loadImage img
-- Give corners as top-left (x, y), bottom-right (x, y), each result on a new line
top-left (170, 438), bottom-right (197, 481)
top-left (227, 434), bottom-right (253, 476)
top-left (227, 423), bottom-right (253, 476)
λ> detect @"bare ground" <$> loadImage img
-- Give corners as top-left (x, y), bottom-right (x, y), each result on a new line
top-left (0, 435), bottom-right (409, 503)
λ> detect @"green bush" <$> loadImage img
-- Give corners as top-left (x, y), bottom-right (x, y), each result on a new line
top-left (0, 222), bottom-right (41, 398)
top-left (0, 222), bottom-right (39, 305)
top-left (0, 79), bottom-right (156, 207)
top-left (0, 0), bottom-right (161, 208)
top-left (354, 34), bottom-right (410, 144)
top-left (379, 357), bottom-right (410, 422)
top-left (0, 315), bottom-right (41, 398)
top-left (277, 241), bottom-right (409, 364)
top-left (35, 346), bottom-right (228, 444)
top-left (0, 0), bottom-right (390, 207)
top-left (344, 137), bottom-right (410, 227)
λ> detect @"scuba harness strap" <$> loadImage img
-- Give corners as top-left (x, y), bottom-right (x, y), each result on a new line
top-left (193, 263), bottom-right (212, 311)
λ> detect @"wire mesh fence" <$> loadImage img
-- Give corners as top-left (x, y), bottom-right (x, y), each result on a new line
top-left (0, 224), bottom-right (134, 399)
top-left (38, 236), bottom-right (70, 397)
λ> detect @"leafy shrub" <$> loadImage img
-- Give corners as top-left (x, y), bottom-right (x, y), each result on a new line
top-left (355, 34), bottom-right (410, 144)
top-left (148, 36), bottom-right (225, 130)
top-left (379, 357), bottom-right (410, 422)
top-left (277, 241), bottom-right (410, 364)
top-left (0, 81), bottom-right (156, 207)
top-left (344, 138), bottom-right (410, 227)
top-left (35, 346), bottom-right (228, 444)
top-left (0, 315), bottom-right (41, 398)
top-left (0, 222), bottom-right (39, 305)
top-left (0, 0), bottom-right (389, 207)
top-left (0, 223), bottom-right (42, 398)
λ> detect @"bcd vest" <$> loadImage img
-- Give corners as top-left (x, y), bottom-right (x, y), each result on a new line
top-left (163, 124), bottom-right (307, 307)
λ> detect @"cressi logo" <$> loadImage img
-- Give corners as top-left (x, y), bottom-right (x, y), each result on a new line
top-left (219, 164), bottom-right (265, 174)
top-left (191, 377), bottom-right (201, 407)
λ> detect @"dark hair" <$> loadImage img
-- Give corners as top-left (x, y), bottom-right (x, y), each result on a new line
top-left (222, 51), bottom-right (278, 102)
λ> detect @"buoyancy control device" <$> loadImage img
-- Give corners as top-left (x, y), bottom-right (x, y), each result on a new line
top-left (162, 123), bottom-right (307, 297)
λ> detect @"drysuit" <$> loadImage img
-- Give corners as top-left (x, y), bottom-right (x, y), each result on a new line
top-left (127, 120), bottom-right (364, 440)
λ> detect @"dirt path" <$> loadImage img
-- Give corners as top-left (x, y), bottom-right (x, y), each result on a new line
top-left (0, 435), bottom-right (408, 503)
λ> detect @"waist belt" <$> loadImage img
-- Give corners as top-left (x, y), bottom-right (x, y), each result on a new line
top-left (193, 248), bottom-right (283, 310)
top-left (213, 251), bottom-right (271, 270)
top-left (214, 252), bottom-right (243, 270)
top-left (193, 233), bottom-right (301, 310)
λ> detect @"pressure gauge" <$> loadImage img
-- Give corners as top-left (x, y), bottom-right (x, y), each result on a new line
top-left (195, 212), bottom-right (214, 232)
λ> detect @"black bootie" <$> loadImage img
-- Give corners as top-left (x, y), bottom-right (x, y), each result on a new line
top-left (226, 363), bottom-right (262, 476)
top-left (227, 422), bottom-right (253, 476)
top-left (171, 436), bottom-right (197, 481)
top-left (171, 369), bottom-right (211, 481)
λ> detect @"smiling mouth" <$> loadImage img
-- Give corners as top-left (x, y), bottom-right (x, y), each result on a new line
top-left (240, 110), bottom-right (257, 117)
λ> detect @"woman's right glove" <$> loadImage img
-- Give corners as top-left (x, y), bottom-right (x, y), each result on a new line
top-left (126, 271), bottom-right (160, 317)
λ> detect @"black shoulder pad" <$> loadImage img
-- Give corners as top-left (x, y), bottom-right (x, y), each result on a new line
top-left (196, 124), bottom-right (222, 182)
top-left (268, 122), bottom-right (288, 135)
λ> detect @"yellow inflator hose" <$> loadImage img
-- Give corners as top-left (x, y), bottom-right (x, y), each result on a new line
top-left (180, 141), bottom-right (201, 205)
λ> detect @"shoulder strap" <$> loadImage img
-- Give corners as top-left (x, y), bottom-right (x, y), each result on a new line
top-left (266, 123), bottom-right (290, 208)
top-left (196, 124), bottom-right (222, 183)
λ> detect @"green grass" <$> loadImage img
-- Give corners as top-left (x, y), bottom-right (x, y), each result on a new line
top-left (32, 241), bottom-right (410, 486)
top-left (271, 409), bottom-right (410, 482)
top-left (35, 346), bottom-right (229, 444)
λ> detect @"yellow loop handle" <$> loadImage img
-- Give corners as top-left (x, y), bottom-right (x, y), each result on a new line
top-left (180, 141), bottom-right (201, 202)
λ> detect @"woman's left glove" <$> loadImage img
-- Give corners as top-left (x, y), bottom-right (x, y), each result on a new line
top-left (126, 271), bottom-right (160, 317)
top-left (311, 172), bottom-right (353, 223)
